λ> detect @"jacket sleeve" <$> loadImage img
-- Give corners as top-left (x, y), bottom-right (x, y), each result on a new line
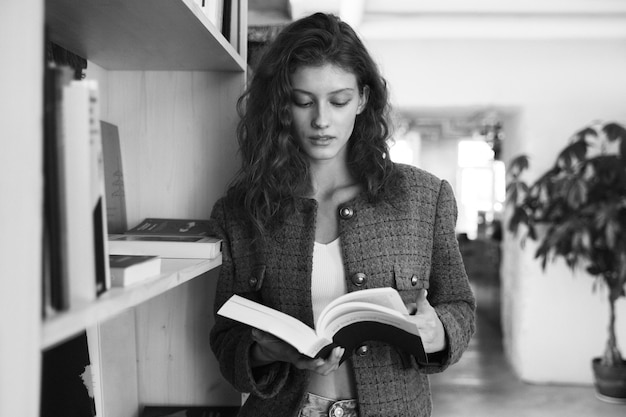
top-left (208, 198), bottom-right (291, 397)
top-left (419, 179), bottom-right (476, 374)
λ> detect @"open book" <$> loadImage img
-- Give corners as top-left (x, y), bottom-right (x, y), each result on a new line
top-left (217, 287), bottom-right (426, 364)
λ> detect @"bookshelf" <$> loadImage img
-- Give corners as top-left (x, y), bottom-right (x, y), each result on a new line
top-left (2, 1), bottom-right (247, 416)
top-left (46, 0), bottom-right (245, 71)
top-left (42, 256), bottom-right (223, 350)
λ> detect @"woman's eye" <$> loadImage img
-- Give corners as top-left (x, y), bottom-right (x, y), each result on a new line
top-left (294, 101), bottom-right (312, 107)
top-left (332, 101), bottom-right (350, 107)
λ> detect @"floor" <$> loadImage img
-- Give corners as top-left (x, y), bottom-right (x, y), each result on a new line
top-left (429, 308), bottom-right (626, 417)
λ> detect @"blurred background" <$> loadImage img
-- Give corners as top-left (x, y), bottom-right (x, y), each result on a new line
top-left (248, 1), bottom-right (626, 415)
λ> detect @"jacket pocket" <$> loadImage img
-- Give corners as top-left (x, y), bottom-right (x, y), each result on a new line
top-left (233, 263), bottom-right (266, 294)
top-left (392, 263), bottom-right (429, 368)
top-left (393, 263), bottom-right (429, 300)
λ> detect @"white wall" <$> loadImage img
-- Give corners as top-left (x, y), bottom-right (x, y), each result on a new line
top-left (0, 2), bottom-right (43, 416)
top-left (366, 38), bottom-right (626, 384)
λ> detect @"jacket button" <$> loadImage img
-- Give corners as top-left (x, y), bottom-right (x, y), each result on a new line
top-left (351, 272), bottom-right (367, 286)
top-left (248, 277), bottom-right (258, 288)
top-left (355, 344), bottom-right (369, 356)
top-left (330, 404), bottom-right (345, 417)
top-left (411, 275), bottom-right (419, 286)
top-left (339, 206), bottom-right (354, 219)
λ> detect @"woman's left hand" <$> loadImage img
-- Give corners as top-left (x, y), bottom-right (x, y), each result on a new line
top-left (405, 289), bottom-right (446, 353)
top-left (251, 328), bottom-right (344, 375)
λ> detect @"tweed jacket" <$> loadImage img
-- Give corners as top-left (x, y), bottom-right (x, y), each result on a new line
top-left (209, 163), bottom-right (476, 417)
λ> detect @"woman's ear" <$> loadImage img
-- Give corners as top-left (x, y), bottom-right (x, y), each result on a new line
top-left (357, 85), bottom-right (370, 115)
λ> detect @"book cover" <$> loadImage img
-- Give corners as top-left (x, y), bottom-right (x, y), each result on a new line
top-left (109, 255), bottom-right (161, 287)
top-left (100, 120), bottom-right (127, 234)
top-left (108, 234), bottom-right (222, 259)
top-left (125, 218), bottom-right (213, 237)
top-left (217, 287), bottom-right (427, 364)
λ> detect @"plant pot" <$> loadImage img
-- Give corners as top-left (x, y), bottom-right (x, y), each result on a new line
top-left (592, 358), bottom-right (626, 404)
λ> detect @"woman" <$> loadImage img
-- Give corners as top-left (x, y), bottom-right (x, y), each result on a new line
top-left (209, 12), bottom-right (475, 417)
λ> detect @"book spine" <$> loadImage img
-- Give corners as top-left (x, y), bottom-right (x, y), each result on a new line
top-left (100, 121), bottom-right (127, 234)
top-left (108, 237), bottom-right (221, 259)
top-left (87, 81), bottom-right (111, 296)
top-left (62, 80), bottom-right (97, 307)
top-left (43, 64), bottom-right (73, 314)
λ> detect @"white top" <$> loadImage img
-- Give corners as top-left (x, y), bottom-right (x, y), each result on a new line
top-left (311, 238), bottom-right (347, 324)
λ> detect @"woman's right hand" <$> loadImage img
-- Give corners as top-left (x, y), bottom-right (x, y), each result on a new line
top-left (251, 328), bottom-right (344, 375)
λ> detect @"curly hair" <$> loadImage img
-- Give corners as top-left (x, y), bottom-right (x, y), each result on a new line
top-left (229, 12), bottom-right (395, 236)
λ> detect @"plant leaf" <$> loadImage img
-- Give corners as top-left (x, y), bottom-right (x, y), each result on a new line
top-left (556, 139), bottom-right (588, 169)
top-left (509, 154), bottom-right (529, 176)
top-left (602, 122), bottom-right (626, 142)
top-left (602, 122), bottom-right (626, 159)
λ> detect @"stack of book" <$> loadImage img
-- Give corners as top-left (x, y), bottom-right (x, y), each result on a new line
top-left (109, 255), bottom-right (162, 287)
top-left (108, 218), bottom-right (222, 259)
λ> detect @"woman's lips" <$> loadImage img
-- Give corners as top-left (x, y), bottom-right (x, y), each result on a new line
top-left (309, 135), bottom-right (334, 144)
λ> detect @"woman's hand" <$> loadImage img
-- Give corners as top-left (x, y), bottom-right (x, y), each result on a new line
top-left (251, 328), bottom-right (344, 375)
top-left (405, 289), bottom-right (446, 353)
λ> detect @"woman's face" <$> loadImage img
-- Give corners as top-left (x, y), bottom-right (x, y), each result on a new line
top-left (289, 63), bottom-right (368, 164)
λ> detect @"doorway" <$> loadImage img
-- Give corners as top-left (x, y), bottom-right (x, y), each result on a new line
top-left (390, 107), bottom-right (511, 326)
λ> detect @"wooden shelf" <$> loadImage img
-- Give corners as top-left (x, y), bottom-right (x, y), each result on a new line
top-left (46, 0), bottom-right (246, 71)
top-left (41, 255), bottom-right (222, 350)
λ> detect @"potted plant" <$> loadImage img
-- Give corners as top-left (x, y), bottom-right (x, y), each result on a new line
top-left (506, 121), bottom-right (626, 403)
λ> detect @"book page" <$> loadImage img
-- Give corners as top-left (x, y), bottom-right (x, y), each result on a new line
top-left (217, 295), bottom-right (330, 357)
top-left (316, 287), bottom-right (408, 330)
top-left (317, 302), bottom-right (418, 338)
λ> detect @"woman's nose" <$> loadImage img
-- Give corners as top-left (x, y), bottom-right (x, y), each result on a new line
top-left (311, 104), bottom-right (330, 129)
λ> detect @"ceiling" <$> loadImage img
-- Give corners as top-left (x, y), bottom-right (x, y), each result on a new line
top-left (246, 0), bottom-right (626, 145)
top-left (248, 0), bottom-right (626, 40)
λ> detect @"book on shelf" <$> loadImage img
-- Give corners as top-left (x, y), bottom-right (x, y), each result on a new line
top-left (109, 255), bottom-right (162, 287)
top-left (108, 234), bottom-right (222, 259)
top-left (193, 0), bottom-right (224, 31)
top-left (221, 0), bottom-right (240, 52)
top-left (42, 63), bottom-right (74, 314)
top-left (217, 287), bottom-right (427, 364)
top-left (88, 81), bottom-right (112, 296)
top-left (100, 120), bottom-right (127, 234)
top-left (124, 218), bottom-right (213, 237)
top-left (61, 79), bottom-right (98, 308)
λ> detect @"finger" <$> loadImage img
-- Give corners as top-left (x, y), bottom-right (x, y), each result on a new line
top-left (251, 328), bottom-right (281, 344)
top-left (298, 347), bottom-right (343, 373)
top-left (293, 356), bottom-right (325, 370)
top-left (405, 302), bottom-right (417, 315)
top-left (415, 288), bottom-right (430, 314)
top-left (251, 328), bottom-right (263, 341)
top-left (330, 346), bottom-right (345, 363)
top-left (317, 347), bottom-right (344, 375)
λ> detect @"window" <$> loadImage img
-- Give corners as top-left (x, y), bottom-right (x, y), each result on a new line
top-left (457, 140), bottom-right (505, 239)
